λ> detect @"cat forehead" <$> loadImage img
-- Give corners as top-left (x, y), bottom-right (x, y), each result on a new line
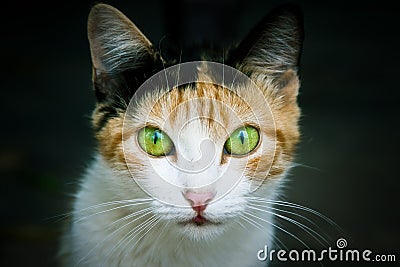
top-left (132, 80), bottom-right (270, 131)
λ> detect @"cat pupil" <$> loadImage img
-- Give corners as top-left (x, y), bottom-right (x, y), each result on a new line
top-left (152, 131), bottom-right (160, 144)
top-left (239, 131), bottom-right (246, 144)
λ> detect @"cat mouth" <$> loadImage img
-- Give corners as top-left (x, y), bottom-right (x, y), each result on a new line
top-left (193, 214), bottom-right (208, 226)
top-left (180, 214), bottom-right (221, 226)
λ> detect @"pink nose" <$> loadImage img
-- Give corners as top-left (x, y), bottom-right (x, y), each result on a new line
top-left (184, 191), bottom-right (215, 213)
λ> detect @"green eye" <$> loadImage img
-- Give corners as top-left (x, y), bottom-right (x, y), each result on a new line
top-left (138, 127), bottom-right (174, 156)
top-left (224, 126), bottom-right (259, 155)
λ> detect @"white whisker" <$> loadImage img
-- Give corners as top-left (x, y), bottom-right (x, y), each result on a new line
top-left (247, 204), bottom-right (330, 247)
top-left (118, 215), bottom-right (161, 265)
top-left (246, 197), bottom-right (341, 230)
top-left (106, 207), bottom-right (154, 229)
top-left (74, 200), bottom-right (152, 223)
top-left (244, 210), bottom-right (310, 249)
top-left (75, 208), bottom-right (154, 267)
top-left (252, 202), bottom-right (333, 244)
top-left (47, 198), bottom-right (152, 222)
top-left (150, 220), bottom-right (168, 258)
top-left (102, 212), bottom-right (156, 265)
top-left (239, 213), bottom-right (288, 251)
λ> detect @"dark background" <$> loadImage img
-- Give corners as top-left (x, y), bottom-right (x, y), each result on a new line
top-left (1, 0), bottom-right (399, 266)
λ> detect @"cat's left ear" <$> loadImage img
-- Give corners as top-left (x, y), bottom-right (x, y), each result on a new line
top-left (229, 4), bottom-right (303, 97)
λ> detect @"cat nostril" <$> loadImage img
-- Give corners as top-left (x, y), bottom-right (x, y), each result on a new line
top-left (183, 191), bottom-right (215, 212)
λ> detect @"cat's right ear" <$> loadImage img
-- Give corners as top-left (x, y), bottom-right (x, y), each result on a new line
top-left (87, 4), bottom-right (163, 104)
top-left (228, 4), bottom-right (303, 98)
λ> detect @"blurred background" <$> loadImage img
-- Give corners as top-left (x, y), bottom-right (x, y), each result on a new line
top-left (1, 0), bottom-right (399, 266)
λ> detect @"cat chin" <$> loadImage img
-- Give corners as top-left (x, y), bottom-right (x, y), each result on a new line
top-left (175, 220), bottom-right (229, 241)
top-left (153, 207), bottom-right (234, 241)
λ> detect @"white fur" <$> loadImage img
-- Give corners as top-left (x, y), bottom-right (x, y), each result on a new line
top-left (60, 152), bottom-right (285, 267)
top-left (65, 4), bottom-right (301, 266)
top-left (60, 76), bottom-right (290, 266)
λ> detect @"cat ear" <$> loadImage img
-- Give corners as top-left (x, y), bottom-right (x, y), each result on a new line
top-left (87, 4), bottom-right (163, 104)
top-left (230, 4), bottom-right (303, 89)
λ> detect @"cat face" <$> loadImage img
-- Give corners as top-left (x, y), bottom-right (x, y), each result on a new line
top-left (87, 4), bottom-right (303, 240)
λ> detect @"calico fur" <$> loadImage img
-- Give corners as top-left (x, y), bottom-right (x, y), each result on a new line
top-left (60, 3), bottom-right (303, 267)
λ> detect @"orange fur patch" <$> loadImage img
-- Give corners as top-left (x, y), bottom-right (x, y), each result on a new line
top-left (93, 70), bottom-right (300, 181)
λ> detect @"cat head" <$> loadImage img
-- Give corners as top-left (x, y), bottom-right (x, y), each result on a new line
top-left (87, 3), bottom-right (303, 240)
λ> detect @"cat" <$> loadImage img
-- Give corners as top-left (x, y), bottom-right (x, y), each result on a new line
top-left (60, 3), bottom-right (303, 267)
